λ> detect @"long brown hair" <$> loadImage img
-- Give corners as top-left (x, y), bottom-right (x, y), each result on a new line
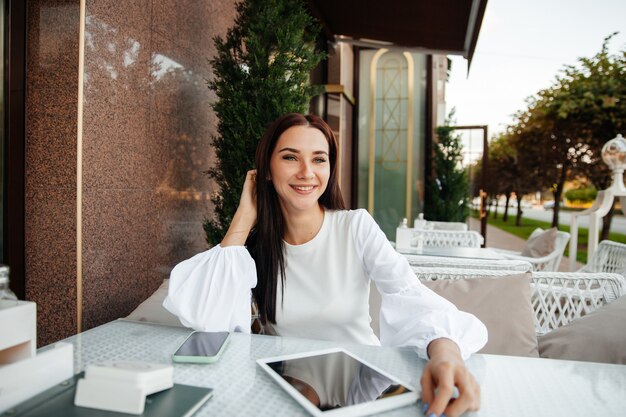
top-left (246, 113), bottom-right (345, 323)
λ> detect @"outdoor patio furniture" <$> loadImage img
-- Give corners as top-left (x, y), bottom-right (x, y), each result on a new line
top-left (569, 135), bottom-right (626, 270)
top-left (411, 267), bottom-right (626, 336)
top-left (404, 254), bottom-right (532, 272)
top-left (127, 271), bottom-right (626, 365)
top-left (428, 221), bottom-right (468, 231)
top-left (417, 230), bottom-right (484, 248)
top-left (393, 229), bottom-right (484, 252)
top-left (577, 240), bottom-right (626, 276)
top-left (530, 271), bottom-right (625, 335)
top-left (492, 228), bottom-right (570, 271)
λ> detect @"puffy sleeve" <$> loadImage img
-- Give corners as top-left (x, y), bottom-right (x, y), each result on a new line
top-left (163, 244), bottom-right (257, 333)
top-left (350, 210), bottom-right (487, 360)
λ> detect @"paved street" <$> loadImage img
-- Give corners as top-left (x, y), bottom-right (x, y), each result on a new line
top-left (486, 206), bottom-right (626, 235)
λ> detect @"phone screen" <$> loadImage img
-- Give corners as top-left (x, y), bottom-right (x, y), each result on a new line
top-left (174, 332), bottom-right (229, 357)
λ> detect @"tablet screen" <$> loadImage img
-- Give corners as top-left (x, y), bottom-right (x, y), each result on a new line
top-left (264, 350), bottom-right (414, 412)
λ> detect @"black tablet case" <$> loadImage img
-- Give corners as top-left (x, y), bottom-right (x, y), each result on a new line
top-left (4, 372), bottom-right (213, 417)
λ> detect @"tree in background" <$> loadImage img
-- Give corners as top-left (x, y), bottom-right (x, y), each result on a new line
top-left (506, 33), bottom-right (625, 232)
top-left (487, 134), bottom-right (516, 222)
top-left (507, 128), bottom-right (544, 226)
top-left (204, 0), bottom-right (324, 245)
top-left (474, 131), bottom-right (542, 226)
top-left (547, 33), bottom-right (625, 238)
top-left (424, 119), bottom-right (469, 222)
top-left (511, 92), bottom-right (583, 228)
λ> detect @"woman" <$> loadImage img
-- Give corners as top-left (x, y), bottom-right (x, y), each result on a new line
top-left (165, 113), bottom-right (487, 417)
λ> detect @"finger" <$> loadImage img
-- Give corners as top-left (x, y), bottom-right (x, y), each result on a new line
top-left (420, 366), bottom-right (435, 410)
top-left (474, 383), bottom-right (481, 410)
top-left (427, 367), bottom-right (455, 417)
top-left (443, 373), bottom-right (479, 417)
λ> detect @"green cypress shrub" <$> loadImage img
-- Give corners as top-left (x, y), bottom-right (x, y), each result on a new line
top-left (204, 0), bottom-right (324, 245)
top-left (424, 123), bottom-right (470, 222)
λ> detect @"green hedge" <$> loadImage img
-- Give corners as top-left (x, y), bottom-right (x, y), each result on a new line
top-left (564, 187), bottom-right (597, 203)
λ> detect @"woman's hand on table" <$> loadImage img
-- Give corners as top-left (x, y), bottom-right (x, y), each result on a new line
top-left (420, 338), bottom-right (480, 417)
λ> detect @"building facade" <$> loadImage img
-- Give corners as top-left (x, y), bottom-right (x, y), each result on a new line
top-left (3, 1), bottom-right (483, 344)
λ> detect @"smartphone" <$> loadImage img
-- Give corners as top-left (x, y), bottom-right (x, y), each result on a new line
top-left (172, 331), bottom-right (230, 364)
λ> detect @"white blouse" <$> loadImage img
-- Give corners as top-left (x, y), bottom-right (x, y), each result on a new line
top-left (164, 209), bottom-right (487, 359)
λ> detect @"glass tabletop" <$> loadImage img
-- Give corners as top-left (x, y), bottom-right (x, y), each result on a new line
top-left (52, 320), bottom-right (626, 417)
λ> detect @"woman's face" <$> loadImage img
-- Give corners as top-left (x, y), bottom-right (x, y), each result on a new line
top-left (269, 125), bottom-right (331, 216)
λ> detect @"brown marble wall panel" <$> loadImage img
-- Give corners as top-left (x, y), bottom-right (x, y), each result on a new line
top-left (25, 0), bottom-right (238, 342)
top-left (25, 0), bottom-right (81, 346)
top-left (81, 189), bottom-right (158, 325)
top-left (144, 31), bottom-right (220, 290)
top-left (80, 0), bottom-right (237, 331)
top-left (152, 0), bottom-right (236, 60)
top-left (148, 33), bottom-right (215, 190)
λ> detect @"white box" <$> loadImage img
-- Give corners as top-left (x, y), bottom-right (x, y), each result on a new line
top-left (75, 362), bottom-right (174, 415)
top-left (0, 300), bottom-right (36, 364)
top-left (84, 361), bottom-right (173, 395)
top-left (75, 378), bottom-right (147, 414)
top-left (0, 342), bottom-right (74, 413)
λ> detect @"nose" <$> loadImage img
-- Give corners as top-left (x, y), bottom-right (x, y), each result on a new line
top-left (297, 160), bottom-right (314, 179)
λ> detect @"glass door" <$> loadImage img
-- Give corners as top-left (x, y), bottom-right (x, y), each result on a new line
top-left (357, 49), bottom-right (427, 239)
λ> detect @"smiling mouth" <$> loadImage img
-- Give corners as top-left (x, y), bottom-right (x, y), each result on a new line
top-left (291, 185), bottom-right (317, 192)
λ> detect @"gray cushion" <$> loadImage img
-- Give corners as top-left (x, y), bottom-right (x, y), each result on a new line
top-left (521, 227), bottom-right (557, 258)
top-left (538, 295), bottom-right (626, 364)
top-left (423, 273), bottom-right (539, 357)
top-left (126, 279), bottom-right (185, 327)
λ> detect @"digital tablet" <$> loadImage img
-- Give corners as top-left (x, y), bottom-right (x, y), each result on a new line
top-left (257, 348), bottom-right (418, 417)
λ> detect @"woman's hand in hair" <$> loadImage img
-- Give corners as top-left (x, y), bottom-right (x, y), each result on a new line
top-left (238, 169), bottom-right (258, 219)
top-left (221, 170), bottom-right (258, 247)
top-left (420, 338), bottom-right (480, 417)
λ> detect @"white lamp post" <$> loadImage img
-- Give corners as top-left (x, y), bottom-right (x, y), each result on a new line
top-left (569, 134), bottom-right (626, 270)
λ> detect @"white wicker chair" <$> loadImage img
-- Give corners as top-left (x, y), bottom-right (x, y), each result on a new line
top-left (578, 240), bottom-right (626, 276)
top-left (416, 230), bottom-right (484, 248)
top-left (531, 271), bottom-right (625, 334)
top-left (411, 267), bottom-right (626, 335)
top-left (492, 228), bottom-right (570, 272)
top-left (403, 254), bottom-right (532, 272)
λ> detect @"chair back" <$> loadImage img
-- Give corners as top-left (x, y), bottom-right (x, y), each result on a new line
top-left (429, 221), bottom-right (468, 231)
top-left (580, 240), bottom-right (626, 275)
top-left (418, 230), bottom-right (484, 248)
top-left (411, 267), bottom-right (626, 335)
top-left (532, 271), bottom-right (626, 334)
top-left (548, 230), bottom-right (570, 271)
top-left (524, 228), bottom-right (570, 272)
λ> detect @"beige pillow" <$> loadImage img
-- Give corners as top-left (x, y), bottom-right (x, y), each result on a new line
top-left (126, 279), bottom-right (185, 327)
top-left (538, 295), bottom-right (626, 364)
top-left (423, 273), bottom-right (538, 357)
top-left (521, 227), bottom-right (557, 258)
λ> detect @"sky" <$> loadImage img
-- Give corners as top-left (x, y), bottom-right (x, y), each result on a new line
top-left (446, 0), bottom-right (626, 163)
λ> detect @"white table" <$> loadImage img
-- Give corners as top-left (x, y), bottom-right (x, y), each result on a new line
top-left (398, 247), bottom-right (505, 261)
top-left (31, 320), bottom-right (626, 416)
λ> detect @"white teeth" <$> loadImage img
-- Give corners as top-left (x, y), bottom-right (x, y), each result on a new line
top-left (293, 185), bottom-right (315, 191)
